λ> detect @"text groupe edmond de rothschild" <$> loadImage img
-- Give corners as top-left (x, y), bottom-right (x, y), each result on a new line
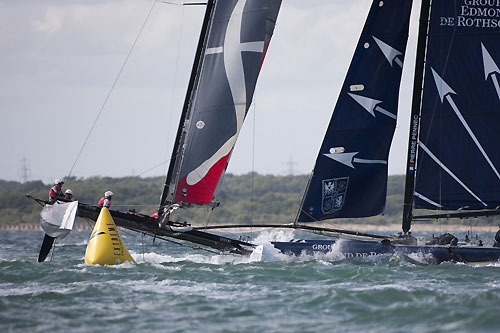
top-left (440, 1), bottom-right (500, 28)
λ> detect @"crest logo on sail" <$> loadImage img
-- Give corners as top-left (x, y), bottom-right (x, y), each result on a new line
top-left (321, 178), bottom-right (349, 214)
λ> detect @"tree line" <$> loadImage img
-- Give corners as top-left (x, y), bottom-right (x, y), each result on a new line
top-left (11, 173), bottom-right (495, 229)
top-left (2, 173), bottom-right (494, 228)
top-left (1, 173), bottom-right (410, 227)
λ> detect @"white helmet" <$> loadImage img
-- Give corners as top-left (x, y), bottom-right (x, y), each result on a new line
top-left (65, 189), bottom-right (73, 195)
top-left (54, 178), bottom-right (64, 185)
top-left (105, 191), bottom-right (114, 197)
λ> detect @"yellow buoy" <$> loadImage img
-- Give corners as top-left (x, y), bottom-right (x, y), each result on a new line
top-left (85, 207), bottom-right (136, 265)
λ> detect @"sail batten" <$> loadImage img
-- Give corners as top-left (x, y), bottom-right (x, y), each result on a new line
top-left (160, 0), bottom-right (282, 210)
top-left (297, 0), bottom-right (413, 222)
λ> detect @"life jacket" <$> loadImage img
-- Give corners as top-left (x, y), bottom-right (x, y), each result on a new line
top-left (49, 185), bottom-right (62, 199)
top-left (98, 197), bottom-right (111, 208)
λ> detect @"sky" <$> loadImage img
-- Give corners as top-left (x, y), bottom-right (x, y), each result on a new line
top-left (0, 0), bottom-right (421, 183)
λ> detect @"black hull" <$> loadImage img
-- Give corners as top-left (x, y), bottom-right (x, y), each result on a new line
top-left (25, 195), bottom-right (253, 256)
top-left (272, 239), bottom-right (500, 264)
top-left (75, 202), bottom-right (255, 255)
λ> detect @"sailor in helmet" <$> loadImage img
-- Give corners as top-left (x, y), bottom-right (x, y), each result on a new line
top-left (98, 191), bottom-right (114, 208)
top-left (48, 178), bottom-right (65, 204)
top-left (64, 189), bottom-right (74, 201)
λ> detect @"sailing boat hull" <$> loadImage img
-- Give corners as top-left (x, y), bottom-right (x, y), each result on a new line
top-left (75, 202), bottom-right (254, 255)
top-left (271, 239), bottom-right (500, 264)
top-left (25, 195), bottom-right (255, 256)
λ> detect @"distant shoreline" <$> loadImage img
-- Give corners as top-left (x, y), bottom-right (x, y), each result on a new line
top-left (1, 222), bottom-right (496, 233)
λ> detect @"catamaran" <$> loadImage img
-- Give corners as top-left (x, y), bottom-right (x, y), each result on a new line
top-left (271, 0), bottom-right (500, 263)
top-left (29, 0), bottom-right (282, 261)
top-left (29, 0), bottom-right (500, 264)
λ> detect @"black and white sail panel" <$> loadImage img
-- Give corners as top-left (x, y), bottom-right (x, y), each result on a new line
top-left (297, 0), bottom-right (413, 222)
top-left (162, 0), bottom-right (281, 207)
top-left (414, 0), bottom-right (500, 210)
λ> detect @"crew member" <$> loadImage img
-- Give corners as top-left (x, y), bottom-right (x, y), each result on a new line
top-left (464, 234), bottom-right (470, 244)
top-left (48, 179), bottom-right (64, 204)
top-left (494, 223), bottom-right (500, 248)
top-left (64, 189), bottom-right (74, 201)
top-left (98, 191), bottom-right (113, 208)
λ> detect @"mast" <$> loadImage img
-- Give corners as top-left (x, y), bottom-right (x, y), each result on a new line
top-left (401, 0), bottom-right (431, 233)
top-left (160, 0), bottom-right (215, 211)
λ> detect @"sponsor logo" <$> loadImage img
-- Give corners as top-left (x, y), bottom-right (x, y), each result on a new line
top-left (321, 177), bottom-right (349, 214)
top-left (440, 1), bottom-right (500, 28)
top-left (312, 244), bottom-right (334, 251)
top-left (311, 244), bottom-right (382, 258)
top-left (409, 115), bottom-right (419, 164)
top-left (343, 252), bottom-right (381, 258)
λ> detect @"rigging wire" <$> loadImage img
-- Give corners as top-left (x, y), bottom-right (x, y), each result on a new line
top-left (67, 0), bottom-right (158, 178)
top-left (205, 205), bottom-right (215, 228)
top-left (83, 219), bottom-right (94, 230)
top-left (165, 5), bottom-right (186, 162)
top-left (415, 3), bottom-right (457, 223)
top-left (137, 158), bottom-right (170, 177)
top-left (250, 99), bottom-right (257, 240)
top-left (296, 206), bottom-right (353, 232)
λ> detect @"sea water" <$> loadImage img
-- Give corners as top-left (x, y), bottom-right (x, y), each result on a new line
top-left (0, 229), bottom-right (499, 332)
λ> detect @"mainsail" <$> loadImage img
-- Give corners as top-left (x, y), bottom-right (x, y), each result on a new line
top-left (413, 0), bottom-right (500, 211)
top-left (297, 0), bottom-right (413, 222)
top-left (160, 0), bottom-right (282, 209)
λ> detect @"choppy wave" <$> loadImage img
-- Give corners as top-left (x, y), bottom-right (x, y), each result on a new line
top-left (1, 230), bottom-right (499, 332)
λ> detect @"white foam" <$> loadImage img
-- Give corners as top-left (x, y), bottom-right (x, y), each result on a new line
top-left (251, 229), bottom-right (296, 244)
top-left (468, 261), bottom-right (500, 268)
top-left (250, 230), bottom-right (301, 262)
top-left (129, 249), bottom-right (254, 266)
top-left (248, 245), bottom-right (263, 261)
top-left (249, 232), bottom-right (347, 263)
top-left (351, 282), bottom-right (412, 292)
top-left (405, 251), bottom-right (437, 265)
top-left (54, 240), bottom-right (88, 247)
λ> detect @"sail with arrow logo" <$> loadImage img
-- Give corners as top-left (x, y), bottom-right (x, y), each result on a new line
top-left (297, 0), bottom-right (413, 222)
top-left (414, 0), bottom-right (500, 211)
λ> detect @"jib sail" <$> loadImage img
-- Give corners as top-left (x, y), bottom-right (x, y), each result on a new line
top-left (297, 0), bottom-right (413, 222)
